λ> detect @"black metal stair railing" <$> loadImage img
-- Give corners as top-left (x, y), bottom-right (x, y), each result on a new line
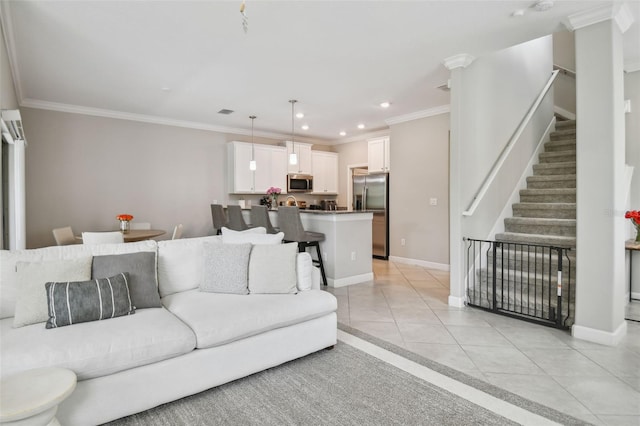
top-left (465, 238), bottom-right (573, 329)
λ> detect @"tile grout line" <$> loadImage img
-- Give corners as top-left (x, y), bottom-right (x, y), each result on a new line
top-left (338, 329), bottom-right (562, 426)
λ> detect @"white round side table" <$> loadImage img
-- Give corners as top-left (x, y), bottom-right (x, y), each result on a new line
top-left (0, 367), bottom-right (77, 426)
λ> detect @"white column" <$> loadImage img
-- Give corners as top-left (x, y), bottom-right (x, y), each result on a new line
top-left (444, 54), bottom-right (475, 308)
top-left (565, 4), bottom-right (634, 345)
top-left (7, 139), bottom-right (26, 249)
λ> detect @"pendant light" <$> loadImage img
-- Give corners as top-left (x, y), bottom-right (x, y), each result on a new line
top-left (249, 115), bottom-right (257, 171)
top-left (288, 100), bottom-right (298, 165)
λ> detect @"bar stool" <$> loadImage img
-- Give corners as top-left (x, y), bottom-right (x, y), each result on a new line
top-left (226, 205), bottom-right (249, 231)
top-left (210, 204), bottom-right (228, 235)
top-left (250, 205), bottom-right (279, 234)
top-left (277, 206), bottom-right (327, 286)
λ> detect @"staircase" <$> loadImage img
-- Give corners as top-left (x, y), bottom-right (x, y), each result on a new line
top-left (467, 120), bottom-right (577, 328)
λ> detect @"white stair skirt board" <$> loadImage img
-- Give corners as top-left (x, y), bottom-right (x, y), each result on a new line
top-left (328, 273), bottom-right (374, 288)
top-left (571, 321), bottom-right (627, 346)
top-left (388, 256), bottom-right (450, 271)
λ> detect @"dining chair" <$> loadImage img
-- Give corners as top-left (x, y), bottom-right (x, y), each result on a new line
top-left (172, 224), bottom-right (184, 240)
top-left (211, 204), bottom-right (228, 235)
top-left (250, 206), bottom-right (278, 234)
top-left (52, 226), bottom-right (77, 246)
top-left (226, 205), bottom-right (249, 231)
top-left (277, 206), bottom-right (327, 286)
top-left (130, 222), bottom-right (151, 230)
top-left (81, 231), bottom-right (125, 245)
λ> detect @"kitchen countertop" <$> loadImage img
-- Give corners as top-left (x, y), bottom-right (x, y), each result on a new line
top-left (299, 209), bottom-right (373, 215)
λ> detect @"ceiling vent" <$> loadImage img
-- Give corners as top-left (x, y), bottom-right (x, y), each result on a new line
top-left (218, 109), bottom-right (234, 115)
top-left (1, 110), bottom-right (27, 145)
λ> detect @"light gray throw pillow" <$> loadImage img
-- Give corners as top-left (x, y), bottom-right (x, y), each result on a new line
top-left (92, 252), bottom-right (161, 309)
top-left (248, 242), bottom-right (298, 294)
top-left (200, 242), bottom-right (252, 295)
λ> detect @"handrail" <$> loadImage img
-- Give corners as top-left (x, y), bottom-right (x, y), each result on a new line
top-left (553, 64), bottom-right (576, 79)
top-left (463, 70), bottom-right (559, 217)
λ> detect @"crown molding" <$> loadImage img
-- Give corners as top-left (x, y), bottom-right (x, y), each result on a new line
top-left (625, 58), bottom-right (640, 73)
top-left (329, 128), bottom-right (390, 145)
top-left (443, 54), bottom-right (475, 70)
top-left (19, 98), bottom-right (327, 143)
top-left (385, 105), bottom-right (450, 126)
top-left (564, 3), bottom-right (634, 33)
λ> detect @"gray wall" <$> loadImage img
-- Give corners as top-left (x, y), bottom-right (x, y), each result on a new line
top-left (553, 31), bottom-right (576, 116)
top-left (1, 23), bottom-right (18, 110)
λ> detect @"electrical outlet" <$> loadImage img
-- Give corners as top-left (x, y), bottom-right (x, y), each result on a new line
top-left (401, 238), bottom-right (406, 246)
top-left (351, 251), bottom-right (356, 261)
top-left (430, 198), bottom-right (438, 206)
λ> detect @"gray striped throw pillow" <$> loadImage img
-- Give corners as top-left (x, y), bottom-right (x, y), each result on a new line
top-left (45, 273), bottom-right (135, 328)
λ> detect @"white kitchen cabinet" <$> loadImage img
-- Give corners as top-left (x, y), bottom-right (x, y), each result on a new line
top-left (227, 142), bottom-right (287, 194)
top-left (311, 151), bottom-right (338, 194)
top-left (368, 137), bottom-right (390, 172)
top-left (284, 141), bottom-right (313, 174)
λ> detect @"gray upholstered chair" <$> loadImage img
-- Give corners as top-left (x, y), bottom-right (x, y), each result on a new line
top-left (226, 205), bottom-right (249, 231)
top-left (52, 226), bottom-right (77, 246)
top-left (81, 231), bottom-right (124, 245)
top-left (250, 205), bottom-right (278, 234)
top-left (171, 224), bottom-right (184, 240)
top-left (211, 204), bottom-right (228, 235)
top-left (277, 206), bottom-right (327, 286)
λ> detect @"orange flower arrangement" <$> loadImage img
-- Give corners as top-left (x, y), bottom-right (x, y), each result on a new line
top-left (625, 210), bottom-right (640, 242)
top-left (116, 214), bottom-right (134, 221)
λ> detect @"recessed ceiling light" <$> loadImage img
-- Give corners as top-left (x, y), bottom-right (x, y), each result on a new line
top-left (339, 131), bottom-right (346, 136)
top-left (296, 112), bottom-right (304, 119)
top-left (301, 124), bottom-right (309, 130)
top-left (161, 87), bottom-right (171, 92)
top-left (357, 124), bottom-right (365, 129)
top-left (511, 9), bottom-right (525, 17)
top-left (380, 102), bottom-right (391, 108)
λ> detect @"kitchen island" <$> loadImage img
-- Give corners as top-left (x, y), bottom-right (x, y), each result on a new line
top-left (241, 209), bottom-right (374, 287)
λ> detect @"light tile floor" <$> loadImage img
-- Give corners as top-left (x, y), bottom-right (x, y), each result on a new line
top-left (325, 260), bottom-right (640, 426)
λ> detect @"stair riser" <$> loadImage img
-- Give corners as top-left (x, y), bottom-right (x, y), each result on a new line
top-left (479, 272), bottom-right (576, 295)
top-left (538, 153), bottom-right (576, 164)
top-left (504, 222), bottom-right (576, 237)
top-left (544, 141), bottom-right (576, 152)
top-left (533, 165), bottom-right (576, 175)
top-left (512, 207), bottom-right (576, 219)
top-left (520, 193), bottom-right (576, 203)
top-left (495, 233), bottom-right (576, 247)
top-left (485, 254), bottom-right (576, 276)
top-left (550, 131), bottom-right (576, 141)
top-left (526, 178), bottom-right (576, 189)
top-left (554, 121), bottom-right (576, 129)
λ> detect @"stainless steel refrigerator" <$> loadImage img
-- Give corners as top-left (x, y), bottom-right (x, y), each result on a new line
top-left (353, 172), bottom-right (389, 259)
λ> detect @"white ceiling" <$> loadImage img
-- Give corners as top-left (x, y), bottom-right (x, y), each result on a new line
top-left (2, 0), bottom-right (639, 144)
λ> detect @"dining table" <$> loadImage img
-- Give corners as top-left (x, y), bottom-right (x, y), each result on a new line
top-left (76, 229), bottom-right (166, 243)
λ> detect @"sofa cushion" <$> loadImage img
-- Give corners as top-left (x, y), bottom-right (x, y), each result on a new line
top-left (157, 236), bottom-right (222, 297)
top-left (1, 240), bottom-right (157, 319)
top-left (162, 289), bottom-right (337, 349)
top-left (13, 257), bottom-right (93, 328)
top-left (200, 242), bottom-right (252, 295)
top-left (0, 308), bottom-right (196, 381)
top-left (296, 253), bottom-right (313, 292)
top-left (46, 273), bottom-right (135, 329)
top-left (92, 251), bottom-right (161, 309)
top-left (248, 243), bottom-right (298, 294)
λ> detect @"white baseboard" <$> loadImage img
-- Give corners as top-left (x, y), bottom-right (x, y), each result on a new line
top-left (328, 272), bottom-right (374, 288)
top-left (388, 256), bottom-right (450, 271)
top-left (448, 295), bottom-right (465, 308)
top-left (571, 321), bottom-right (627, 346)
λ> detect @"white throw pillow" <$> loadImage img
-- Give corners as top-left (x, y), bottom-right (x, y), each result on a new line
top-left (200, 242), bottom-right (252, 295)
top-left (222, 231), bottom-right (284, 245)
top-left (13, 257), bottom-right (93, 328)
top-left (296, 252), bottom-right (313, 292)
top-left (248, 243), bottom-right (298, 294)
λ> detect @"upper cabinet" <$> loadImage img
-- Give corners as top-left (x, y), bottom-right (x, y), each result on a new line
top-left (227, 142), bottom-right (287, 194)
top-left (368, 137), bottom-right (390, 172)
top-left (284, 141), bottom-right (312, 174)
top-left (311, 151), bottom-right (338, 194)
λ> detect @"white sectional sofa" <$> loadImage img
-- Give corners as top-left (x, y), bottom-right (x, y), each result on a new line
top-left (0, 235), bottom-right (337, 425)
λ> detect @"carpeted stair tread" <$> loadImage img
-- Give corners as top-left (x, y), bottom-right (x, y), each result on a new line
top-left (526, 174), bottom-right (576, 189)
top-left (512, 202), bottom-right (575, 219)
top-left (495, 232), bottom-right (576, 248)
top-left (538, 151), bottom-right (576, 163)
top-left (544, 140), bottom-right (576, 152)
top-left (550, 128), bottom-right (576, 140)
top-left (519, 188), bottom-right (576, 203)
top-left (554, 120), bottom-right (576, 129)
top-left (504, 217), bottom-right (576, 237)
top-left (532, 162), bottom-right (576, 175)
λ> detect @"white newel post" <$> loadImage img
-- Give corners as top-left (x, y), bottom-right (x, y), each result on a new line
top-left (566, 4), bottom-right (634, 345)
top-left (444, 54), bottom-right (475, 308)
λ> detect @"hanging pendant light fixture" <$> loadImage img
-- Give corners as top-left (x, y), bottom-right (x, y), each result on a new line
top-left (289, 100), bottom-right (298, 165)
top-left (249, 115), bottom-right (257, 171)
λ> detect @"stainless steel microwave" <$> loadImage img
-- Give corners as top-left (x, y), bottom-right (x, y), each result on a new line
top-left (287, 174), bottom-right (313, 193)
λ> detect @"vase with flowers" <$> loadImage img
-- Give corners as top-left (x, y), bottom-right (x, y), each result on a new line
top-left (116, 214), bottom-right (134, 234)
top-left (266, 187), bottom-right (281, 209)
top-left (625, 210), bottom-right (640, 242)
